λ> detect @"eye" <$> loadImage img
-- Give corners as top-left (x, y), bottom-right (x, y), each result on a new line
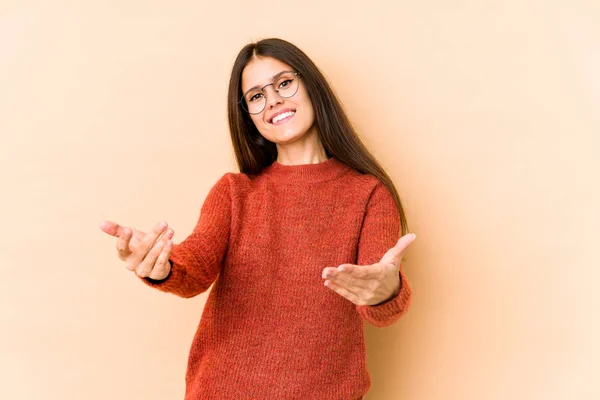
top-left (248, 92), bottom-right (264, 102)
top-left (278, 79), bottom-right (293, 89)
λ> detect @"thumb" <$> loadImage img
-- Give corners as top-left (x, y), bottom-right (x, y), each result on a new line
top-left (380, 233), bottom-right (416, 266)
top-left (99, 220), bottom-right (125, 237)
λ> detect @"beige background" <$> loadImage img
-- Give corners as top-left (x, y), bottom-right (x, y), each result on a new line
top-left (1, 0), bottom-right (599, 399)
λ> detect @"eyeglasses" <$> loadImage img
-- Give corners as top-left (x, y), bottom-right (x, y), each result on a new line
top-left (239, 71), bottom-right (300, 115)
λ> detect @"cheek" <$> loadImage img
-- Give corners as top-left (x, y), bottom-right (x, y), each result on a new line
top-left (300, 101), bottom-right (315, 126)
top-left (249, 113), bottom-right (275, 140)
top-left (250, 113), bottom-right (267, 129)
top-left (297, 91), bottom-right (315, 122)
top-left (305, 104), bottom-right (315, 122)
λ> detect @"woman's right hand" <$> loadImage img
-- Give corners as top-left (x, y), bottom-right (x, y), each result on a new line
top-left (99, 220), bottom-right (175, 280)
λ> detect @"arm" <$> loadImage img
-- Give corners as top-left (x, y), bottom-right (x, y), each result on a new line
top-left (142, 173), bottom-right (232, 298)
top-left (355, 181), bottom-right (413, 327)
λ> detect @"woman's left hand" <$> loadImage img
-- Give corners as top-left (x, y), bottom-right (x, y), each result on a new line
top-left (322, 233), bottom-right (416, 306)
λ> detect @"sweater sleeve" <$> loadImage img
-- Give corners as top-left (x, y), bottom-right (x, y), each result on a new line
top-left (355, 181), bottom-right (412, 327)
top-left (141, 173), bottom-right (232, 298)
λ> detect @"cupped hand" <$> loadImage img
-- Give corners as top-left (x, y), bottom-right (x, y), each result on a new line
top-left (100, 220), bottom-right (174, 280)
top-left (322, 233), bottom-right (416, 306)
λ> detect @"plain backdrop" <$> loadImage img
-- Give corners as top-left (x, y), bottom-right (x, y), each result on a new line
top-left (1, 0), bottom-right (599, 399)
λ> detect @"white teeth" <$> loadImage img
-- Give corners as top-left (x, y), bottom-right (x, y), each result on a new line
top-left (272, 111), bottom-right (295, 123)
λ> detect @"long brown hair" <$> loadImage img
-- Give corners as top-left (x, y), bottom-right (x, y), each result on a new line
top-left (227, 38), bottom-right (408, 235)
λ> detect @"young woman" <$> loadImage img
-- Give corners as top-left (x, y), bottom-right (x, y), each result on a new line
top-left (100, 38), bottom-right (416, 400)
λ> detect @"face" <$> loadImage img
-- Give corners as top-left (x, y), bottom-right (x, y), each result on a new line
top-left (241, 56), bottom-right (316, 145)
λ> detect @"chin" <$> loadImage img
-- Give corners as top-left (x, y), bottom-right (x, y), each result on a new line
top-left (268, 133), bottom-right (303, 145)
top-left (262, 125), bottom-right (309, 145)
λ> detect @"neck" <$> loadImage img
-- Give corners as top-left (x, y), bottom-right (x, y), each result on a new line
top-left (275, 127), bottom-right (328, 165)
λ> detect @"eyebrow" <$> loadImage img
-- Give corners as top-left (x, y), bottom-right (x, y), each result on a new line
top-left (243, 71), bottom-right (289, 95)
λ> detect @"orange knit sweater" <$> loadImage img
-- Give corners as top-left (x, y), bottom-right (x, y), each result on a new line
top-left (144, 157), bottom-right (412, 399)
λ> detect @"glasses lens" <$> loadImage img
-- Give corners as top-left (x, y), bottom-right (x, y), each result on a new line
top-left (274, 72), bottom-right (299, 98)
top-left (242, 90), bottom-right (266, 115)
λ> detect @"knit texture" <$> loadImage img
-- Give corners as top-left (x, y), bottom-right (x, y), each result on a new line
top-left (143, 157), bottom-right (412, 399)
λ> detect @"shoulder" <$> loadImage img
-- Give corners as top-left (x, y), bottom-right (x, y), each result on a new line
top-left (341, 167), bottom-right (391, 201)
top-left (210, 171), bottom-right (255, 185)
top-left (209, 171), bottom-right (260, 200)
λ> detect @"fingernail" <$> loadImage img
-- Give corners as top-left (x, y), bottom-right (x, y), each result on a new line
top-left (159, 221), bottom-right (167, 229)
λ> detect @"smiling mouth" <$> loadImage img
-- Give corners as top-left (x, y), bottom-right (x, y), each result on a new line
top-left (270, 110), bottom-right (296, 125)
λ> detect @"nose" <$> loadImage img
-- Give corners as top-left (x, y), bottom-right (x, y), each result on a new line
top-left (264, 84), bottom-right (283, 109)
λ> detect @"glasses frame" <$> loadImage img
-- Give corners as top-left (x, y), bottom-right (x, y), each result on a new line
top-left (239, 71), bottom-right (301, 115)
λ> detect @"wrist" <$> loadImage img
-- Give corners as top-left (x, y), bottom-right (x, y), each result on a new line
top-left (375, 277), bottom-right (401, 306)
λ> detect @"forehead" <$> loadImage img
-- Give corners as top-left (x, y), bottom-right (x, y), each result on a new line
top-left (241, 56), bottom-right (293, 92)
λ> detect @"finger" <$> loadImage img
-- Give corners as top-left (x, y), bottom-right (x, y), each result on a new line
top-left (322, 264), bottom-right (364, 279)
top-left (147, 240), bottom-right (173, 280)
top-left (136, 228), bottom-right (173, 276)
top-left (325, 265), bottom-right (367, 289)
top-left (337, 263), bottom-right (381, 280)
top-left (136, 237), bottom-right (167, 277)
top-left (380, 233), bottom-right (416, 265)
top-left (324, 280), bottom-right (364, 305)
top-left (100, 220), bottom-right (127, 237)
top-left (329, 277), bottom-right (368, 295)
top-left (138, 228), bottom-right (174, 276)
top-left (130, 221), bottom-right (168, 265)
top-left (321, 266), bottom-right (339, 280)
top-left (116, 227), bottom-right (133, 262)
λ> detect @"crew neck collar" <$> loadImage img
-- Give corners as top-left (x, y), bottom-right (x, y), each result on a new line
top-left (263, 157), bottom-right (351, 184)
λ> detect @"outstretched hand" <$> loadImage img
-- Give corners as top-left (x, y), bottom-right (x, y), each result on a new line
top-left (99, 220), bottom-right (174, 280)
top-left (321, 233), bottom-right (416, 306)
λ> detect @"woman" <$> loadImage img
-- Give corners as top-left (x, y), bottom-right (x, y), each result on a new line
top-left (100, 38), bottom-right (416, 400)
